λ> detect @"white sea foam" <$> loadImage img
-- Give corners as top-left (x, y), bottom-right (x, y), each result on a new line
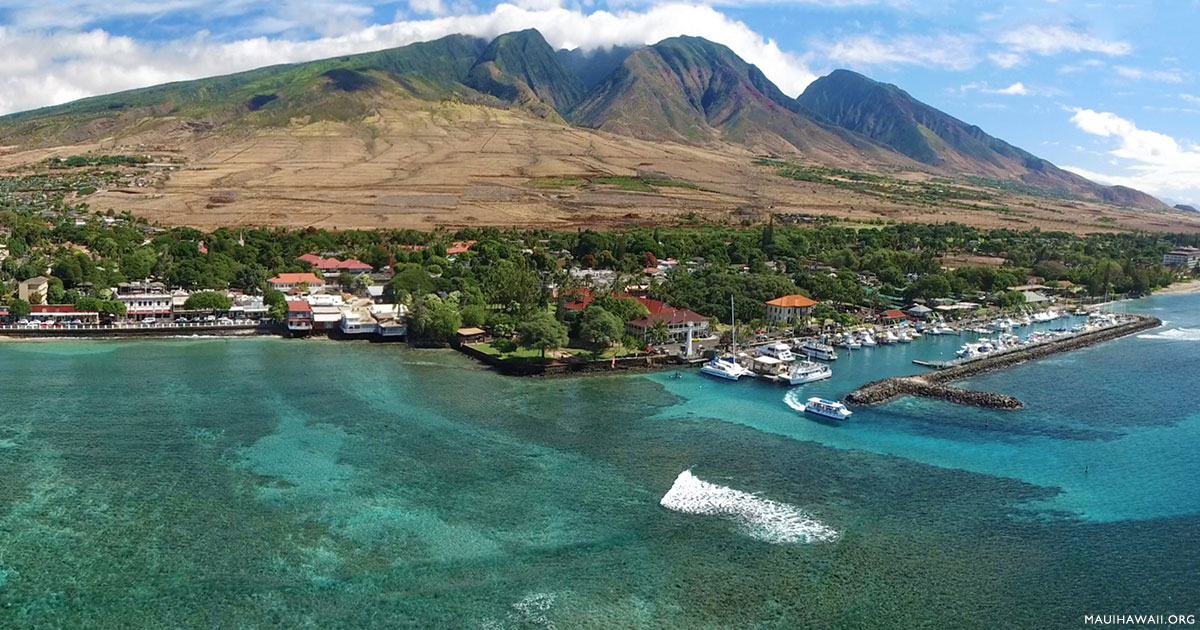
top-left (660, 470), bottom-right (839, 544)
top-left (1137, 327), bottom-right (1200, 341)
top-left (782, 388), bottom-right (807, 413)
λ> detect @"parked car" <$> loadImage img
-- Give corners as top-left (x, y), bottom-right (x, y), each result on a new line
top-left (176, 317), bottom-right (188, 324)
top-left (16, 318), bottom-right (29, 325)
top-left (216, 317), bottom-right (234, 325)
top-left (141, 317), bottom-right (156, 325)
top-left (204, 315), bottom-right (217, 322)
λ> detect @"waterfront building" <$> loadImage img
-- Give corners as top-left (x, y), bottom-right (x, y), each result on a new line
top-left (880, 309), bottom-right (909, 324)
top-left (456, 327), bottom-right (489, 344)
top-left (626, 307), bottom-right (709, 342)
top-left (1021, 290), bottom-right (1052, 305)
top-left (286, 301), bottom-right (313, 334)
top-left (268, 273), bottom-right (325, 292)
top-left (18, 276), bottom-right (49, 304)
top-left (30, 304), bottom-right (100, 324)
top-left (114, 282), bottom-right (173, 318)
top-left (1163, 247), bottom-right (1200, 269)
top-left (903, 304), bottom-right (934, 320)
top-left (765, 294), bottom-right (818, 324)
top-left (339, 310), bottom-right (378, 335)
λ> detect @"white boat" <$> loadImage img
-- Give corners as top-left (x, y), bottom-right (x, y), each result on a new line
top-left (928, 323), bottom-right (955, 335)
top-left (786, 361), bottom-right (833, 385)
top-left (701, 356), bottom-right (754, 381)
top-left (895, 329), bottom-right (912, 343)
top-left (756, 341), bottom-right (795, 362)
top-left (802, 397), bottom-right (852, 420)
top-left (799, 340), bottom-right (838, 361)
top-left (878, 330), bottom-right (898, 345)
top-left (858, 332), bottom-right (877, 346)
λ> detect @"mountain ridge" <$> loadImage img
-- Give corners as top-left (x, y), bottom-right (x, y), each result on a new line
top-left (0, 30), bottom-right (1169, 212)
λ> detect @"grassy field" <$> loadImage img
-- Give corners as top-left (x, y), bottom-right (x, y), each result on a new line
top-left (468, 342), bottom-right (640, 364)
top-left (527, 175), bottom-right (701, 193)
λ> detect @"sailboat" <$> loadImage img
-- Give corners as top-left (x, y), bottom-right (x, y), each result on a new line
top-left (701, 295), bottom-right (754, 381)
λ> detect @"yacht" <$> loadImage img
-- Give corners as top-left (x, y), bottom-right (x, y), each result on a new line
top-left (786, 361), bottom-right (833, 385)
top-left (858, 331), bottom-right (877, 346)
top-left (700, 356), bottom-right (755, 381)
top-left (802, 397), bottom-right (852, 420)
top-left (799, 340), bottom-right (838, 361)
top-left (895, 329), bottom-right (913, 343)
top-left (878, 330), bottom-right (898, 345)
top-left (928, 323), bottom-right (955, 335)
top-left (756, 341), bottom-right (795, 362)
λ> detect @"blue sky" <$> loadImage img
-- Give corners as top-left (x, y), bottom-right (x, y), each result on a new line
top-left (1, 0), bottom-right (1197, 204)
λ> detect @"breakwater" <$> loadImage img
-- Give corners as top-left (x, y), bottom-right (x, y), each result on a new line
top-left (846, 314), bottom-right (1161, 409)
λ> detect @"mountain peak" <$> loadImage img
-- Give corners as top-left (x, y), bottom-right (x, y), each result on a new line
top-left (465, 28), bottom-right (584, 117)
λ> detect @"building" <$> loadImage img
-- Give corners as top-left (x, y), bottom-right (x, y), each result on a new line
top-left (30, 305), bottom-right (100, 324)
top-left (113, 282), bottom-right (173, 318)
top-left (268, 273), bottom-right (325, 292)
top-left (1163, 247), bottom-right (1200, 269)
top-left (310, 305), bottom-right (343, 331)
top-left (339, 310), bottom-right (378, 335)
top-left (296, 254), bottom-right (373, 275)
top-left (880, 309), bottom-right (909, 324)
top-left (286, 300), bottom-right (312, 334)
top-left (1021, 290), bottom-right (1051, 305)
top-left (764, 294), bottom-right (818, 324)
top-left (456, 327), bottom-right (489, 344)
top-left (626, 307), bottom-right (709, 342)
top-left (903, 304), bottom-right (933, 320)
top-left (18, 276), bottom-right (49, 304)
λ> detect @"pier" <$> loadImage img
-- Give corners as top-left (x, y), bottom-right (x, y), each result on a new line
top-left (846, 314), bottom-right (1161, 409)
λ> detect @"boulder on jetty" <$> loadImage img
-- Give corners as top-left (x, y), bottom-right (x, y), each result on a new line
top-left (846, 314), bottom-right (1160, 410)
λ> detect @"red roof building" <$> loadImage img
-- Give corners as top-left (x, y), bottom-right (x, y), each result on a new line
top-left (626, 306), bottom-right (709, 341)
top-left (296, 254), bottom-right (372, 274)
top-left (562, 290), bottom-right (666, 317)
top-left (286, 300), bottom-right (313, 333)
top-left (765, 294), bottom-right (819, 323)
top-left (269, 273), bottom-right (325, 291)
top-left (881, 308), bottom-right (909, 323)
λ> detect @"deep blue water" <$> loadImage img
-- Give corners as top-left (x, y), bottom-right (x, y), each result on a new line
top-left (0, 295), bottom-right (1197, 628)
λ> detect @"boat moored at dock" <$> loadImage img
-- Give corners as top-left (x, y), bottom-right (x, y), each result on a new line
top-left (700, 356), bottom-right (755, 381)
top-left (799, 340), bottom-right (838, 361)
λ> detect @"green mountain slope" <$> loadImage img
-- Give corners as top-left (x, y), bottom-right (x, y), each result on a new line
top-left (567, 36), bottom-right (900, 165)
top-left (796, 69), bottom-right (1166, 209)
top-left (464, 29), bottom-right (584, 119)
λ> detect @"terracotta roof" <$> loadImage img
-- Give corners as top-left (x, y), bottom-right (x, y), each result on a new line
top-left (883, 309), bottom-right (908, 319)
top-left (270, 273), bottom-right (322, 284)
top-left (446, 240), bottom-right (476, 255)
top-left (766, 294), bottom-right (818, 308)
top-left (296, 254), bottom-right (372, 271)
top-left (286, 300), bottom-right (312, 313)
top-left (563, 291), bottom-right (666, 316)
top-left (627, 307), bottom-right (707, 328)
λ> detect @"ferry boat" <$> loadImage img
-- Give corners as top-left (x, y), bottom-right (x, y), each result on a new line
top-left (756, 341), bottom-right (795, 362)
top-left (799, 340), bottom-right (838, 361)
top-left (802, 397), bottom-right (852, 420)
top-left (700, 356), bottom-right (755, 381)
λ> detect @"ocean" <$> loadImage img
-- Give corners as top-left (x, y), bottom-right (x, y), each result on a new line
top-left (1, 295), bottom-right (1197, 628)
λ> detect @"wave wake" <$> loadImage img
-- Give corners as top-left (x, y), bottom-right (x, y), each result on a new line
top-left (660, 470), bottom-right (839, 544)
top-left (1137, 327), bottom-right (1200, 341)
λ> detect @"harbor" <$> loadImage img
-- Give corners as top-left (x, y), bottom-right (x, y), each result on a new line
top-left (846, 312), bottom-right (1161, 409)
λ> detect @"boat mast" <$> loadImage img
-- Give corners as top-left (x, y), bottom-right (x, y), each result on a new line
top-left (730, 295), bottom-right (736, 352)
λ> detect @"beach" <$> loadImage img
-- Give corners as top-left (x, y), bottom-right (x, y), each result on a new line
top-left (1156, 278), bottom-right (1200, 295)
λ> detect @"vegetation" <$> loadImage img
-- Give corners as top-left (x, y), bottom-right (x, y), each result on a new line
top-left (184, 291), bottom-right (234, 311)
top-left (527, 175), bottom-right (700, 192)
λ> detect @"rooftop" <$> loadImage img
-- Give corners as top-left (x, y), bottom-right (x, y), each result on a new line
top-left (766, 294), bottom-right (818, 308)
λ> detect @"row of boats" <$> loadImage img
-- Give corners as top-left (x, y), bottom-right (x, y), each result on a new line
top-left (953, 311), bottom-right (1124, 359)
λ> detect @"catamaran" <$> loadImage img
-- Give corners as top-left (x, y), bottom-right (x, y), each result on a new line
top-left (802, 397), bottom-right (853, 420)
top-left (702, 295), bottom-right (755, 381)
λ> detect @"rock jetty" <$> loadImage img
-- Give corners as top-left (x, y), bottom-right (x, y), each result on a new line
top-left (846, 314), bottom-right (1161, 410)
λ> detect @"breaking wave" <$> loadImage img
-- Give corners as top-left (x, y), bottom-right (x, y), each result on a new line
top-left (1137, 327), bottom-right (1200, 341)
top-left (782, 389), bottom-right (808, 413)
top-left (660, 470), bottom-right (839, 544)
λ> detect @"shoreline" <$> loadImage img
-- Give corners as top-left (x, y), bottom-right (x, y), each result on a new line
top-left (1155, 279), bottom-right (1200, 295)
top-left (845, 314), bottom-right (1162, 409)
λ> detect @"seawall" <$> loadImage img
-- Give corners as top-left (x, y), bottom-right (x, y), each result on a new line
top-left (845, 314), bottom-right (1161, 409)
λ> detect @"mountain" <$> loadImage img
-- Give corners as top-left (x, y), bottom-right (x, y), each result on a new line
top-left (556, 45), bottom-right (637, 91)
top-left (796, 69), bottom-right (1166, 210)
top-left (1176, 204), bottom-right (1198, 213)
top-left (567, 36), bottom-right (901, 165)
top-left (464, 29), bottom-right (584, 120)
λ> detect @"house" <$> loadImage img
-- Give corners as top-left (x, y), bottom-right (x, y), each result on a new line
top-left (562, 289), bottom-right (668, 319)
top-left (339, 310), bottom-right (378, 335)
top-left (286, 301), bottom-right (312, 334)
top-left (1163, 247), bottom-right (1200, 269)
top-left (880, 309), bottom-right (909, 324)
top-left (626, 307), bottom-right (709, 342)
top-left (456, 327), bottom-right (489, 344)
top-left (903, 304), bottom-right (934, 320)
top-left (765, 294), bottom-right (818, 324)
top-left (309, 305), bottom-right (344, 331)
top-left (268, 273), bottom-right (325, 292)
top-left (445, 240), bottom-right (476, 256)
top-left (18, 276), bottom-right (49, 304)
top-left (296, 254), bottom-right (373, 275)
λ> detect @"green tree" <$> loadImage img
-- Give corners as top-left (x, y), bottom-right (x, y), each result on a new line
top-left (9, 298), bottom-right (30, 318)
top-left (647, 319), bottom-right (670, 345)
top-left (518, 311), bottom-right (568, 358)
top-left (579, 305), bottom-right (624, 348)
top-left (184, 291), bottom-right (233, 311)
top-left (461, 304), bottom-right (487, 328)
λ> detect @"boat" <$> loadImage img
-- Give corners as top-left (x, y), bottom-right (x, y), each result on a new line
top-left (895, 329), bottom-right (912, 343)
top-left (753, 357), bottom-right (832, 385)
top-left (878, 330), bottom-right (898, 345)
top-left (756, 341), bottom-right (795, 362)
top-left (700, 356), bottom-right (755, 381)
top-left (858, 331), bottom-right (877, 346)
top-left (802, 397), bottom-right (852, 420)
top-left (928, 323), bottom-right (955, 335)
top-left (799, 340), bottom-right (838, 361)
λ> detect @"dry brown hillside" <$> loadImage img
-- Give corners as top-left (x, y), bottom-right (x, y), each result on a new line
top-left (3, 100), bottom-right (1199, 235)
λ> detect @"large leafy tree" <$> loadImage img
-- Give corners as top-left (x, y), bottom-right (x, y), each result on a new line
top-left (579, 306), bottom-right (624, 348)
top-left (518, 311), bottom-right (568, 358)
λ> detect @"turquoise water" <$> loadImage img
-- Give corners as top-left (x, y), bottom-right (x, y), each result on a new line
top-left (0, 296), bottom-right (1198, 628)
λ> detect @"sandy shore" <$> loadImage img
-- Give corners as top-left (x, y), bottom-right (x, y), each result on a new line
top-left (1156, 279), bottom-right (1200, 295)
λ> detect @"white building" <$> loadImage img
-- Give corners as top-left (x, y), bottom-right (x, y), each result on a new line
top-left (1163, 247), bottom-right (1200, 269)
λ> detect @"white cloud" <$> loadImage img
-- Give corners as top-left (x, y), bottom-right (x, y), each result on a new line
top-left (1064, 108), bottom-right (1200, 204)
top-left (1183, 94), bottom-right (1200, 105)
top-left (1113, 65), bottom-right (1186, 83)
top-left (992, 81), bottom-right (1028, 95)
top-left (954, 80), bottom-right (1057, 97)
top-left (997, 25), bottom-right (1131, 63)
top-left (988, 51), bottom-right (1023, 68)
top-left (1058, 58), bottom-right (1104, 74)
top-left (822, 33), bottom-right (977, 71)
top-left (0, 3), bottom-right (821, 115)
